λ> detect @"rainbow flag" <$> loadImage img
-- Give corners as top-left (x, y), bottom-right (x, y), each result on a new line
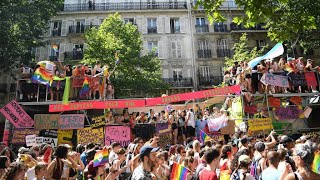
top-left (93, 149), bottom-right (109, 167)
top-left (32, 67), bottom-right (53, 85)
top-left (312, 152), bottom-right (320, 174)
top-left (284, 64), bottom-right (294, 73)
top-left (79, 76), bottom-right (90, 98)
top-left (199, 130), bottom-right (211, 144)
top-left (170, 162), bottom-right (188, 180)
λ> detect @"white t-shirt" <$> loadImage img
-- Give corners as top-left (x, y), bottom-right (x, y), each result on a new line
top-left (25, 167), bottom-right (35, 180)
top-left (187, 111), bottom-right (195, 128)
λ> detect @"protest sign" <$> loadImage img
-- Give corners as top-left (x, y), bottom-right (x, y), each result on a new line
top-left (289, 73), bottom-right (307, 86)
top-left (26, 135), bottom-right (36, 147)
top-left (11, 129), bottom-right (39, 144)
top-left (265, 73), bottom-right (289, 87)
top-left (207, 114), bottom-right (228, 132)
top-left (209, 134), bottom-right (224, 141)
top-left (268, 97), bottom-right (281, 108)
top-left (305, 72), bottom-right (318, 87)
top-left (72, 77), bottom-right (84, 87)
top-left (36, 137), bottom-right (43, 146)
top-left (49, 99), bottom-right (146, 112)
top-left (58, 130), bottom-right (73, 146)
top-left (155, 123), bottom-right (169, 133)
top-left (303, 106), bottom-right (312, 118)
top-left (34, 114), bottom-right (59, 129)
top-left (290, 96), bottom-right (302, 105)
top-left (105, 126), bottom-right (131, 147)
top-left (59, 114), bottom-right (84, 129)
top-left (77, 127), bottom-right (104, 145)
top-left (230, 97), bottom-right (243, 126)
top-left (41, 137), bottom-right (58, 147)
top-left (220, 120), bottom-right (235, 135)
top-left (40, 130), bottom-right (58, 138)
top-left (91, 116), bottom-right (106, 128)
top-left (155, 123), bottom-right (171, 148)
top-left (248, 118), bottom-right (273, 131)
top-left (273, 106), bottom-right (303, 120)
top-left (0, 100), bottom-right (34, 128)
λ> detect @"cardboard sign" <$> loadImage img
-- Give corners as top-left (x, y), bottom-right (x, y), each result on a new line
top-left (273, 106), bottom-right (303, 120)
top-left (41, 137), bottom-right (58, 147)
top-left (49, 99), bottom-right (146, 112)
top-left (268, 97), bottom-right (281, 108)
top-left (11, 129), bottom-right (39, 144)
top-left (34, 114), bottom-right (59, 129)
top-left (26, 135), bottom-right (36, 147)
top-left (155, 123), bottom-right (169, 133)
top-left (290, 96), bottom-right (302, 105)
top-left (77, 127), bottom-right (104, 145)
top-left (59, 114), bottom-right (84, 129)
top-left (40, 129), bottom-right (58, 138)
top-left (289, 73), bottom-right (307, 86)
top-left (0, 100), bottom-right (34, 128)
top-left (248, 118), bottom-right (273, 131)
top-left (72, 77), bottom-right (84, 87)
top-left (58, 130), bottom-right (73, 146)
top-left (156, 123), bottom-right (171, 148)
top-left (265, 73), bottom-right (289, 87)
top-left (105, 126), bottom-right (131, 147)
top-left (220, 120), bottom-right (235, 135)
top-left (91, 116), bottom-right (106, 129)
top-left (305, 72), bottom-right (318, 87)
top-left (244, 105), bottom-right (258, 114)
top-left (36, 137), bottom-right (43, 146)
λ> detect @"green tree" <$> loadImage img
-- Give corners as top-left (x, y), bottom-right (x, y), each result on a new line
top-left (84, 13), bottom-right (167, 98)
top-left (0, 0), bottom-right (63, 71)
top-left (195, 0), bottom-right (320, 50)
top-left (225, 33), bottom-right (267, 68)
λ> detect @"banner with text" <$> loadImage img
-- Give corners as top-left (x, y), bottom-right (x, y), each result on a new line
top-left (57, 130), bottom-right (73, 146)
top-left (248, 118), bottom-right (273, 131)
top-left (289, 73), bottom-right (307, 86)
top-left (305, 72), bottom-right (318, 87)
top-left (59, 114), bottom-right (84, 129)
top-left (11, 129), bottom-right (39, 144)
top-left (273, 106), bottom-right (304, 120)
top-left (91, 115), bottom-right (106, 129)
top-left (265, 73), bottom-right (289, 87)
top-left (77, 127), bottom-right (104, 145)
top-left (146, 85), bottom-right (241, 106)
top-left (34, 114), bottom-right (59, 129)
top-left (49, 99), bottom-right (146, 112)
top-left (0, 100), bottom-right (34, 128)
top-left (105, 126), bottom-right (131, 147)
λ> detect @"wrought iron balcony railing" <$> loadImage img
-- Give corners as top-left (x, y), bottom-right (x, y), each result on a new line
top-left (197, 49), bottom-right (212, 58)
top-left (147, 27), bottom-right (157, 34)
top-left (163, 78), bottom-right (193, 87)
top-left (217, 49), bottom-right (232, 57)
top-left (199, 76), bottom-right (223, 86)
top-left (195, 24), bottom-right (209, 33)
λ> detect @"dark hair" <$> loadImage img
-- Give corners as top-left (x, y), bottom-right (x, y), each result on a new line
top-left (111, 142), bottom-right (121, 149)
top-left (134, 137), bottom-right (143, 144)
top-left (177, 145), bottom-right (184, 154)
top-left (204, 149), bottom-right (220, 164)
top-left (199, 149), bottom-right (206, 158)
top-left (0, 162), bottom-right (25, 180)
top-left (0, 147), bottom-right (16, 163)
top-left (76, 144), bottom-right (85, 154)
top-left (86, 149), bottom-right (96, 164)
top-left (54, 145), bottom-right (69, 159)
top-left (204, 140), bottom-right (212, 147)
top-left (240, 138), bottom-right (248, 145)
top-left (0, 156), bottom-right (8, 169)
top-left (230, 149), bottom-right (250, 172)
top-left (277, 148), bottom-right (287, 160)
top-left (255, 142), bottom-right (265, 152)
top-left (34, 162), bottom-right (47, 175)
top-left (267, 151), bottom-right (280, 165)
top-left (221, 145), bottom-right (232, 159)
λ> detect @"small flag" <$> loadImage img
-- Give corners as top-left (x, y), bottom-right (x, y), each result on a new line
top-left (79, 76), bottom-right (90, 98)
top-left (52, 45), bottom-right (59, 52)
top-left (312, 152), bottom-right (320, 174)
top-left (32, 67), bottom-right (53, 85)
top-left (199, 130), bottom-right (211, 144)
top-left (93, 149), bottom-right (109, 167)
top-left (170, 162), bottom-right (188, 180)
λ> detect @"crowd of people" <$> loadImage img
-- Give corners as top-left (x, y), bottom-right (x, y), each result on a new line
top-left (0, 129), bottom-right (320, 179)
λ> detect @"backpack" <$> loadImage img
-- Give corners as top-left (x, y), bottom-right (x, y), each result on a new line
top-left (250, 157), bottom-right (262, 180)
top-left (230, 171), bottom-right (241, 180)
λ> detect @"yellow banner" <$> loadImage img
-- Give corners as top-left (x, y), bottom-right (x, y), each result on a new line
top-left (77, 127), bottom-right (104, 145)
top-left (57, 130), bottom-right (73, 146)
top-left (230, 97), bottom-right (243, 126)
top-left (248, 118), bottom-right (273, 131)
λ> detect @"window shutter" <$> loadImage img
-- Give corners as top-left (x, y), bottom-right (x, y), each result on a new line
top-left (61, 20), bottom-right (67, 36)
top-left (67, 43), bottom-right (74, 52)
top-left (171, 41), bottom-right (176, 58)
top-left (40, 47), bottom-right (46, 61)
top-left (180, 17), bottom-right (185, 33)
top-left (157, 17), bottom-right (163, 33)
top-left (59, 43), bottom-right (66, 61)
top-left (165, 17), bottom-right (170, 33)
top-left (143, 41), bottom-right (148, 55)
top-left (85, 19), bottom-right (90, 26)
top-left (142, 18), bottom-right (147, 34)
top-left (177, 41), bottom-right (182, 58)
top-left (158, 41), bottom-right (163, 59)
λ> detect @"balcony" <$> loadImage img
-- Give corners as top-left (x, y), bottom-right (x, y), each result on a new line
top-left (198, 49), bottom-right (212, 58)
top-left (147, 27), bottom-right (157, 34)
top-left (52, 28), bottom-right (61, 36)
top-left (163, 78), bottom-right (193, 87)
top-left (193, 0), bottom-right (238, 10)
top-left (213, 24), bottom-right (229, 32)
top-left (195, 24), bottom-right (209, 33)
top-left (217, 49), bottom-right (232, 57)
top-left (64, 51), bottom-right (83, 61)
top-left (230, 23), bottom-right (266, 32)
top-left (68, 25), bottom-right (99, 34)
top-left (199, 76), bottom-right (223, 86)
top-left (63, 2), bottom-right (187, 12)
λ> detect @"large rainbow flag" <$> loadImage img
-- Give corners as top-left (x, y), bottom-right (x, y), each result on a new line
top-left (79, 76), bottom-right (90, 98)
top-left (32, 67), bottom-right (53, 85)
top-left (312, 152), bottom-right (320, 174)
top-left (93, 149), bottom-right (109, 167)
top-left (199, 130), bottom-right (211, 144)
top-left (170, 162), bottom-right (188, 180)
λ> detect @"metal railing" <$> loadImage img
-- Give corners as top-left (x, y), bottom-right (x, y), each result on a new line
top-left (197, 49), bottom-right (212, 58)
top-left (163, 78), bottom-right (193, 87)
top-left (68, 25), bottom-right (99, 34)
top-left (64, 51), bottom-right (84, 60)
top-left (147, 27), bottom-right (157, 34)
top-left (63, 2), bottom-right (187, 12)
top-left (195, 24), bottom-right (209, 33)
top-left (217, 49), bottom-right (232, 57)
top-left (213, 24), bottom-right (229, 32)
top-left (230, 23), bottom-right (266, 31)
top-left (193, 0), bottom-right (238, 9)
top-left (52, 28), bottom-right (61, 36)
top-left (199, 76), bottom-right (223, 86)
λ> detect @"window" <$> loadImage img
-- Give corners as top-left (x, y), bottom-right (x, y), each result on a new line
top-left (214, 22), bottom-right (227, 32)
top-left (171, 41), bottom-right (182, 58)
top-left (170, 18), bottom-right (180, 33)
top-left (69, 20), bottom-right (85, 33)
top-left (198, 40), bottom-right (209, 50)
top-left (198, 40), bottom-right (211, 58)
top-left (173, 68), bottom-right (183, 81)
top-left (200, 66), bottom-right (211, 80)
top-left (196, 17), bottom-right (206, 26)
top-left (52, 21), bottom-right (62, 36)
top-left (217, 39), bottom-right (230, 57)
top-left (256, 40), bottom-right (266, 50)
top-left (195, 17), bottom-right (208, 32)
top-left (217, 39), bottom-right (228, 50)
top-left (72, 44), bottom-right (84, 60)
top-left (124, 18), bottom-right (135, 24)
top-left (147, 41), bottom-right (158, 56)
top-left (147, 18), bottom-right (157, 34)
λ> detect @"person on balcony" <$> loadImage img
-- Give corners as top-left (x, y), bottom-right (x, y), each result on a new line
top-left (92, 62), bottom-right (102, 99)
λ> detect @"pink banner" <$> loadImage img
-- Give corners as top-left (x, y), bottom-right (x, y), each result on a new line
top-left (146, 85), bottom-right (241, 106)
top-left (105, 126), bottom-right (131, 147)
top-left (59, 114), bottom-right (84, 129)
top-left (265, 73), bottom-right (289, 87)
top-left (0, 100), bottom-right (34, 128)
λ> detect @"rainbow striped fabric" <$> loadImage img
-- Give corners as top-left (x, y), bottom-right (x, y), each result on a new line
top-left (312, 152), bottom-right (320, 174)
top-left (79, 76), bottom-right (90, 98)
top-left (170, 162), bottom-right (188, 180)
top-left (199, 130), bottom-right (211, 144)
top-left (93, 149), bottom-right (109, 167)
top-left (32, 67), bottom-right (53, 85)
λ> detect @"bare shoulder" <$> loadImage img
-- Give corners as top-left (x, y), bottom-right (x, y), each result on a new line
top-left (284, 173), bottom-right (296, 180)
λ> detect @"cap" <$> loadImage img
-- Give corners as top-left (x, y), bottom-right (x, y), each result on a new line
top-left (140, 145), bottom-right (159, 159)
top-left (287, 57), bottom-right (294, 61)
top-left (238, 155), bottom-right (251, 164)
top-left (280, 135), bottom-right (294, 144)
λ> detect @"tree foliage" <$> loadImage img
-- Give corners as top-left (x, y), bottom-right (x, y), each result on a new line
top-left (195, 0), bottom-right (320, 50)
top-left (225, 33), bottom-right (267, 68)
top-left (0, 0), bottom-right (63, 71)
top-left (84, 13), bottom-right (167, 98)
